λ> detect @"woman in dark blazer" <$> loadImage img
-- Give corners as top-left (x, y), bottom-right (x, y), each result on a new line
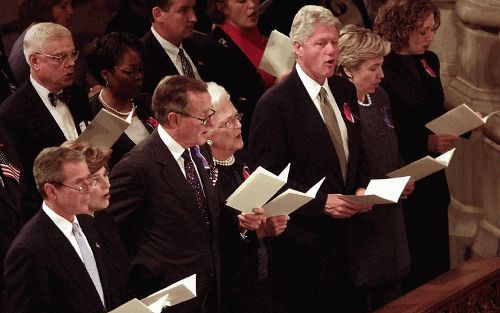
top-left (204, 0), bottom-right (276, 145)
top-left (86, 32), bottom-right (156, 169)
top-left (337, 25), bottom-right (413, 313)
top-left (374, 0), bottom-right (459, 292)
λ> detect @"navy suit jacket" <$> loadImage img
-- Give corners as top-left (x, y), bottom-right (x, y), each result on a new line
top-left (108, 130), bottom-right (220, 312)
top-left (249, 69), bottom-right (368, 310)
top-left (0, 80), bottom-right (91, 219)
top-left (141, 31), bottom-right (206, 95)
top-left (3, 211), bottom-right (115, 313)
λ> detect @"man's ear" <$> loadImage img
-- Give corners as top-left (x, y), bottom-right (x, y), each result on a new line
top-left (44, 183), bottom-right (57, 200)
top-left (167, 112), bottom-right (180, 128)
top-left (152, 6), bottom-right (163, 23)
top-left (29, 54), bottom-right (40, 72)
top-left (293, 41), bottom-right (302, 57)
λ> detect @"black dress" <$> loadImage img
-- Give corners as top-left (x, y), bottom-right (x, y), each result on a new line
top-left (347, 87), bottom-right (410, 312)
top-left (89, 94), bottom-right (155, 169)
top-left (215, 150), bottom-right (285, 313)
top-left (380, 51), bottom-right (451, 291)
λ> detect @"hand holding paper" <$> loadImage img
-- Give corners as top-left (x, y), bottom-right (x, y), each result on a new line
top-left (77, 108), bottom-right (133, 149)
top-left (259, 30), bottom-right (295, 77)
top-left (425, 103), bottom-right (485, 136)
top-left (338, 176), bottom-right (411, 205)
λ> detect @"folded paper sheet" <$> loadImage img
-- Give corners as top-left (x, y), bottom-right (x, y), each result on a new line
top-left (339, 176), bottom-right (410, 205)
top-left (262, 177), bottom-right (325, 216)
top-left (425, 103), bottom-right (485, 136)
top-left (109, 274), bottom-right (197, 313)
top-left (387, 148), bottom-right (456, 182)
top-left (259, 30), bottom-right (295, 77)
top-left (226, 164), bottom-right (290, 213)
top-left (76, 108), bottom-right (132, 149)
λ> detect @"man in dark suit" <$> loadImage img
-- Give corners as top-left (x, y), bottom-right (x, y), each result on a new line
top-left (108, 75), bottom-right (219, 313)
top-left (0, 127), bottom-right (23, 309)
top-left (0, 22), bottom-right (91, 220)
top-left (0, 38), bottom-right (17, 103)
top-left (3, 146), bottom-right (114, 313)
top-left (249, 5), bottom-right (370, 313)
top-left (141, 0), bottom-right (206, 95)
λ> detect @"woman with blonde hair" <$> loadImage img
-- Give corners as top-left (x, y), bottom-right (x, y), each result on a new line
top-left (338, 25), bottom-right (413, 312)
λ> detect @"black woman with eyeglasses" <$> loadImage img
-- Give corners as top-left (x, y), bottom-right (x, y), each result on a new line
top-left (86, 31), bottom-right (157, 169)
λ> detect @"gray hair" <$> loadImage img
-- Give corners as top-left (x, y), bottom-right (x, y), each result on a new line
top-left (290, 5), bottom-right (341, 44)
top-left (23, 22), bottom-right (72, 64)
top-left (206, 82), bottom-right (230, 109)
top-left (338, 25), bottom-right (391, 71)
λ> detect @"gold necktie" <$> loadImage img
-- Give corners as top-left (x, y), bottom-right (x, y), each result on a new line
top-left (318, 87), bottom-right (347, 182)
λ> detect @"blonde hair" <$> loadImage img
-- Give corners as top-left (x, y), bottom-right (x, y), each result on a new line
top-left (290, 5), bottom-right (341, 44)
top-left (338, 25), bottom-right (391, 72)
top-left (23, 22), bottom-right (72, 64)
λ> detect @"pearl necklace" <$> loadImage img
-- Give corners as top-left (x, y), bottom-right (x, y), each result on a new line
top-left (98, 90), bottom-right (135, 117)
top-left (357, 93), bottom-right (372, 107)
top-left (213, 155), bottom-right (235, 166)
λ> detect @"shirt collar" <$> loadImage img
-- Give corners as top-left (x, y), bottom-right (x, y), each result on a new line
top-left (295, 63), bottom-right (332, 100)
top-left (157, 125), bottom-right (186, 162)
top-left (42, 201), bottom-right (78, 237)
top-left (151, 26), bottom-right (184, 54)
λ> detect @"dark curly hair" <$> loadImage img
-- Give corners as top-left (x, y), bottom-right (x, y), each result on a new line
top-left (86, 31), bottom-right (144, 85)
top-left (373, 0), bottom-right (440, 53)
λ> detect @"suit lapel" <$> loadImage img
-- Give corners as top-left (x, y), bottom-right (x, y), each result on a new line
top-left (24, 82), bottom-right (67, 144)
top-left (289, 70), bottom-right (346, 186)
top-left (148, 32), bottom-right (181, 76)
top-left (150, 132), bottom-right (211, 234)
top-left (41, 211), bottom-right (105, 312)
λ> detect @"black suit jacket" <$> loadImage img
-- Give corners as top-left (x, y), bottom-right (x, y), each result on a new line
top-left (141, 31), bottom-right (206, 95)
top-left (0, 80), bottom-right (91, 219)
top-left (249, 68), bottom-right (367, 312)
top-left (108, 129), bottom-right (220, 313)
top-left (3, 211), bottom-right (114, 313)
top-left (0, 127), bottom-right (23, 307)
top-left (204, 27), bottom-right (267, 145)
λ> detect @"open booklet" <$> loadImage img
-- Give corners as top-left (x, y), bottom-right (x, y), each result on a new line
top-left (425, 103), bottom-right (486, 136)
top-left (109, 274), bottom-right (196, 313)
top-left (76, 108), bottom-right (133, 149)
top-left (387, 148), bottom-right (456, 182)
top-left (226, 164), bottom-right (325, 216)
top-left (339, 176), bottom-right (410, 205)
top-left (259, 30), bottom-right (295, 77)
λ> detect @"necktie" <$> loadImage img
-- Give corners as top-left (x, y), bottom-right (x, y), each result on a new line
top-left (48, 91), bottom-right (70, 107)
top-left (72, 222), bottom-right (105, 306)
top-left (181, 150), bottom-right (210, 225)
top-left (178, 48), bottom-right (195, 79)
top-left (318, 87), bottom-right (347, 182)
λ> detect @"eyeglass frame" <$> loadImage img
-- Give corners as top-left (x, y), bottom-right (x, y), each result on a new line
top-left (34, 50), bottom-right (80, 65)
top-left (115, 65), bottom-right (144, 78)
top-left (221, 112), bottom-right (243, 129)
top-left (173, 109), bottom-right (216, 126)
top-left (51, 180), bottom-right (91, 193)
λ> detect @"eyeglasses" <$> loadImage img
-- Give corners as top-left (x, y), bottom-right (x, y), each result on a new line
top-left (174, 109), bottom-right (216, 126)
top-left (115, 66), bottom-right (144, 78)
top-left (35, 50), bottom-right (80, 65)
top-left (52, 180), bottom-right (91, 193)
top-left (221, 112), bottom-right (243, 128)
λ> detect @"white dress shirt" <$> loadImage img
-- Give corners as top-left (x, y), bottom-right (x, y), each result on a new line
top-left (151, 26), bottom-right (201, 80)
top-left (295, 64), bottom-right (349, 160)
top-left (30, 76), bottom-right (78, 140)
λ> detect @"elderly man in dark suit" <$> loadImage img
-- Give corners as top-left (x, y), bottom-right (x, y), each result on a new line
top-left (109, 75), bottom-right (222, 313)
top-left (0, 22), bottom-right (91, 220)
top-left (249, 5), bottom-right (371, 313)
top-left (141, 0), bottom-right (206, 95)
top-left (3, 146), bottom-right (115, 313)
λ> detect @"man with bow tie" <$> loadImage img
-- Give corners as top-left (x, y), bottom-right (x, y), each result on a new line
top-left (0, 22), bottom-right (91, 221)
top-left (3, 146), bottom-right (116, 313)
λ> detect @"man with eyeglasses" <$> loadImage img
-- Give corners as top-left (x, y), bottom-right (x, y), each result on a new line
top-left (109, 75), bottom-right (235, 313)
top-left (3, 146), bottom-right (116, 313)
top-left (141, 0), bottom-right (206, 95)
top-left (0, 22), bottom-right (92, 221)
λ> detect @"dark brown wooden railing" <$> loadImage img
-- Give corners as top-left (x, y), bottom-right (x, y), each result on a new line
top-left (375, 257), bottom-right (500, 313)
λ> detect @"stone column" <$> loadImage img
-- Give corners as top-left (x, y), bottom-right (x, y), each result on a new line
top-left (441, 0), bottom-right (500, 267)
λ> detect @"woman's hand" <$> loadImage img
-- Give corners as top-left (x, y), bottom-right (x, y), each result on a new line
top-left (427, 134), bottom-right (458, 153)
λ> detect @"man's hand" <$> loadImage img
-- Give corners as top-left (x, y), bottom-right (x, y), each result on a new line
top-left (238, 207), bottom-right (265, 231)
top-left (259, 215), bottom-right (289, 237)
top-left (324, 194), bottom-right (371, 218)
top-left (427, 134), bottom-right (458, 153)
top-left (401, 181), bottom-right (415, 199)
